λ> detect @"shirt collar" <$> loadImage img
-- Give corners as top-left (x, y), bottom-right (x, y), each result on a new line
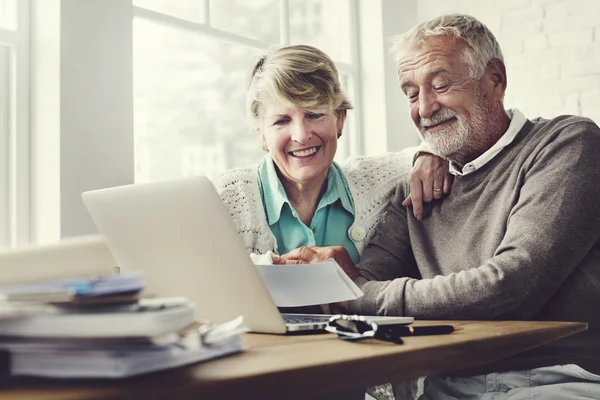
top-left (323, 162), bottom-right (354, 214)
top-left (258, 154), bottom-right (353, 225)
top-left (449, 108), bottom-right (527, 176)
top-left (258, 154), bottom-right (288, 225)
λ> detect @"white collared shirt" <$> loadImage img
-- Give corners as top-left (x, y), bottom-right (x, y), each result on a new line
top-left (449, 109), bottom-right (527, 176)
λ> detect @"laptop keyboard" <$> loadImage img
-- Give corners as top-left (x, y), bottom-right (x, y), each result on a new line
top-left (282, 315), bottom-right (331, 324)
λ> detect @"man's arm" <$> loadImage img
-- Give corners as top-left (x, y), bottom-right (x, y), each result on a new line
top-left (347, 181), bottom-right (420, 316)
top-left (351, 119), bottom-right (600, 319)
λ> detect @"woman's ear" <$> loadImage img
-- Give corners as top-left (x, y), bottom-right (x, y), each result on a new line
top-left (256, 127), bottom-right (268, 151)
top-left (336, 111), bottom-right (346, 139)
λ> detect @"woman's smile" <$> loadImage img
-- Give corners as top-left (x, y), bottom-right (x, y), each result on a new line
top-left (288, 146), bottom-right (321, 158)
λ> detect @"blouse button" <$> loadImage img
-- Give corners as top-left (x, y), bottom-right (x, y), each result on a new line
top-left (350, 225), bottom-right (367, 242)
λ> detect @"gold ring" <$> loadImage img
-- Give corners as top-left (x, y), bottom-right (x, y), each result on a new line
top-left (433, 188), bottom-right (443, 192)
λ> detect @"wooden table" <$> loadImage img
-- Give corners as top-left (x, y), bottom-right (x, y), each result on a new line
top-left (0, 320), bottom-right (587, 400)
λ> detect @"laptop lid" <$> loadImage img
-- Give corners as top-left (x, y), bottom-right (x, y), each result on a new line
top-left (82, 176), bottom-right (288, 334)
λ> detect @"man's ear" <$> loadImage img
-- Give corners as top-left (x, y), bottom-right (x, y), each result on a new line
top-left (256, 127), bottom-right (268, 151)
top-left (486, 58), bottom-right (507, 101)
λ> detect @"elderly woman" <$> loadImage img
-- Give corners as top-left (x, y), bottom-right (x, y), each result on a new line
top-left (214, 44), bottom-right (449, 262)
top-left (213, 44), bottom-right (447, 400)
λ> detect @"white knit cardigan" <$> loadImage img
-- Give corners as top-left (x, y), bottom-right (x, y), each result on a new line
top-left (212, 147), bottom-right (417, 255)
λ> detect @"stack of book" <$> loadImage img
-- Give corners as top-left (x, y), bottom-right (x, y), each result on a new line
top-left (0, 273), bottom-right (246, 379)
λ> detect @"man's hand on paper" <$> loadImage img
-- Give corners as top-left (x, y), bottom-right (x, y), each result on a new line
top-left (274, 246), bottom-right (361, 281)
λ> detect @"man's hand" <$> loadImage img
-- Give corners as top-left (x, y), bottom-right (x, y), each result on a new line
top-left (403, 153), bottom-right (452, 221)
top-left (273, 246), bottom-right (361, 282)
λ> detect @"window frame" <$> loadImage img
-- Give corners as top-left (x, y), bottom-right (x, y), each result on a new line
top-left (132, 0), bottom-right (364, 170)
top-left (0, 0), bottom-right (30, 247)
top-left (24, 0), bottom-right (416, 242)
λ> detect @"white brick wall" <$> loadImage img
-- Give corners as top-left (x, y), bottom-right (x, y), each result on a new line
top-left (416, 0), bottom-right (600, 124)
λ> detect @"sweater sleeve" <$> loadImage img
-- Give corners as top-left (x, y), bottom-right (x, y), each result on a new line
top-left (411, 141), bottom-right (441, 165)
top-left (350, 119), bottom-right (600, 319)
top-left (348, 182), bottom-right (420, 316)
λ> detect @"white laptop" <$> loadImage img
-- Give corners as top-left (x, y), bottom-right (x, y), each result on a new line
top-left (81, 176), bottom-right (413, 334)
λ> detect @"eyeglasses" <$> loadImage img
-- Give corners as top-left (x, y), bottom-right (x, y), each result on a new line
top-left (325, 314), bottom-right (404, 344)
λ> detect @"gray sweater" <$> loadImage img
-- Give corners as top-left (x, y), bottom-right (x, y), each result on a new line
top-left (349, 115), bottom-right (600, 375)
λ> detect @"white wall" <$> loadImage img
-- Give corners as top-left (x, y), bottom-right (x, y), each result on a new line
top-left (31, 0), bottom-right (134, 242)
top-left (417, 0), bottom-right (600, 124)
top-left (358, 0), bottom-right (420, 155)
top-left (31, 0), bottom-right (60, 244)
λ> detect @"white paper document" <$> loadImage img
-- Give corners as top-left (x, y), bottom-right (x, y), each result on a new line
top-left (255, 260), bottom-right (364, 307)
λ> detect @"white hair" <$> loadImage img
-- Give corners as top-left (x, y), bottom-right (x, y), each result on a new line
top-left (390, 14), bottom-right (504, 80)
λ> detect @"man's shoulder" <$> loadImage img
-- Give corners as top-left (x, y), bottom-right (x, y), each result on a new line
top-left (530, 115), bottom-right (600, 136)
top-left (518, 115), bottom-right (600, 173)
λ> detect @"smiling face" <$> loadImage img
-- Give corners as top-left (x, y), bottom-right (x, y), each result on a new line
top-left (257, 99), bottom-right (344, 188)
top-left (398, 36), bottom-right (507, 165)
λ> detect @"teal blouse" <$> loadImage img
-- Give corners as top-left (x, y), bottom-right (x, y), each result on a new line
top-left (257, 155), bottom-right (360, 263)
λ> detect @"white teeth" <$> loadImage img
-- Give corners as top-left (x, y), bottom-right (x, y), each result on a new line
top-left (291, 147), bottom-right (318, 157)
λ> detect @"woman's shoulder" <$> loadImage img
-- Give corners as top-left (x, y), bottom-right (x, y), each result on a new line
top-left (211, 165), bottom-right (274, 254)
top-left (211, 164), bottom-right (265, 224)
top-left (340, 147), bottom-right (417, 183)
top-left (212, 165), bottom-right (262, 217)
top-left (212, 165), bottom-right (259, 194)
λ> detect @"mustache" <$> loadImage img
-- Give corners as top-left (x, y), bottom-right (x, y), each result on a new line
top-left (420, 108), bottom-right (458, 128)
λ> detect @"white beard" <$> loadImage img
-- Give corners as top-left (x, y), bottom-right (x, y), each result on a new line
top-left (419, 89), bottom-right (498, 164)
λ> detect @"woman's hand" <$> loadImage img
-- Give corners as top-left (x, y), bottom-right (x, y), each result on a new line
top-left (273, 246), bottom-right (355, 315)
top-left (273, 246), bottom-right (361, 281)
top-left (403, 153), bottom-right (452, 221)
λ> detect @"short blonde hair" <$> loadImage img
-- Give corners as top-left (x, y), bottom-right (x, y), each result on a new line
top-left (391, 14), bottom-right (504, 80)
top-left (246, 45), bottom-right (352, 123)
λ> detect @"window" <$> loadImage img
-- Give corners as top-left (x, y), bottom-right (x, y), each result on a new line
top-left (0, 0), bottom-right (29, 248)
top-left (133, 0), bottom-right (361, 183)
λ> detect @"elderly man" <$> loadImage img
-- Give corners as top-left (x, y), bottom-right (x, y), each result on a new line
top-left (278, 14), bottom-right (600, 399)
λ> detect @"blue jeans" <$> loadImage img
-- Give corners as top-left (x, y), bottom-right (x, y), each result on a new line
top-left (419, 364), bottom-right (600, 399)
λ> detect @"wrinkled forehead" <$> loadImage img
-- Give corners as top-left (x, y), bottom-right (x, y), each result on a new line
top-left (397, 37), bottom-right (469, 84)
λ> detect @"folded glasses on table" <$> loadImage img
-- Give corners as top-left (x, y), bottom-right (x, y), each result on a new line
top-left (325, 315), bottom-right (405, 344)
